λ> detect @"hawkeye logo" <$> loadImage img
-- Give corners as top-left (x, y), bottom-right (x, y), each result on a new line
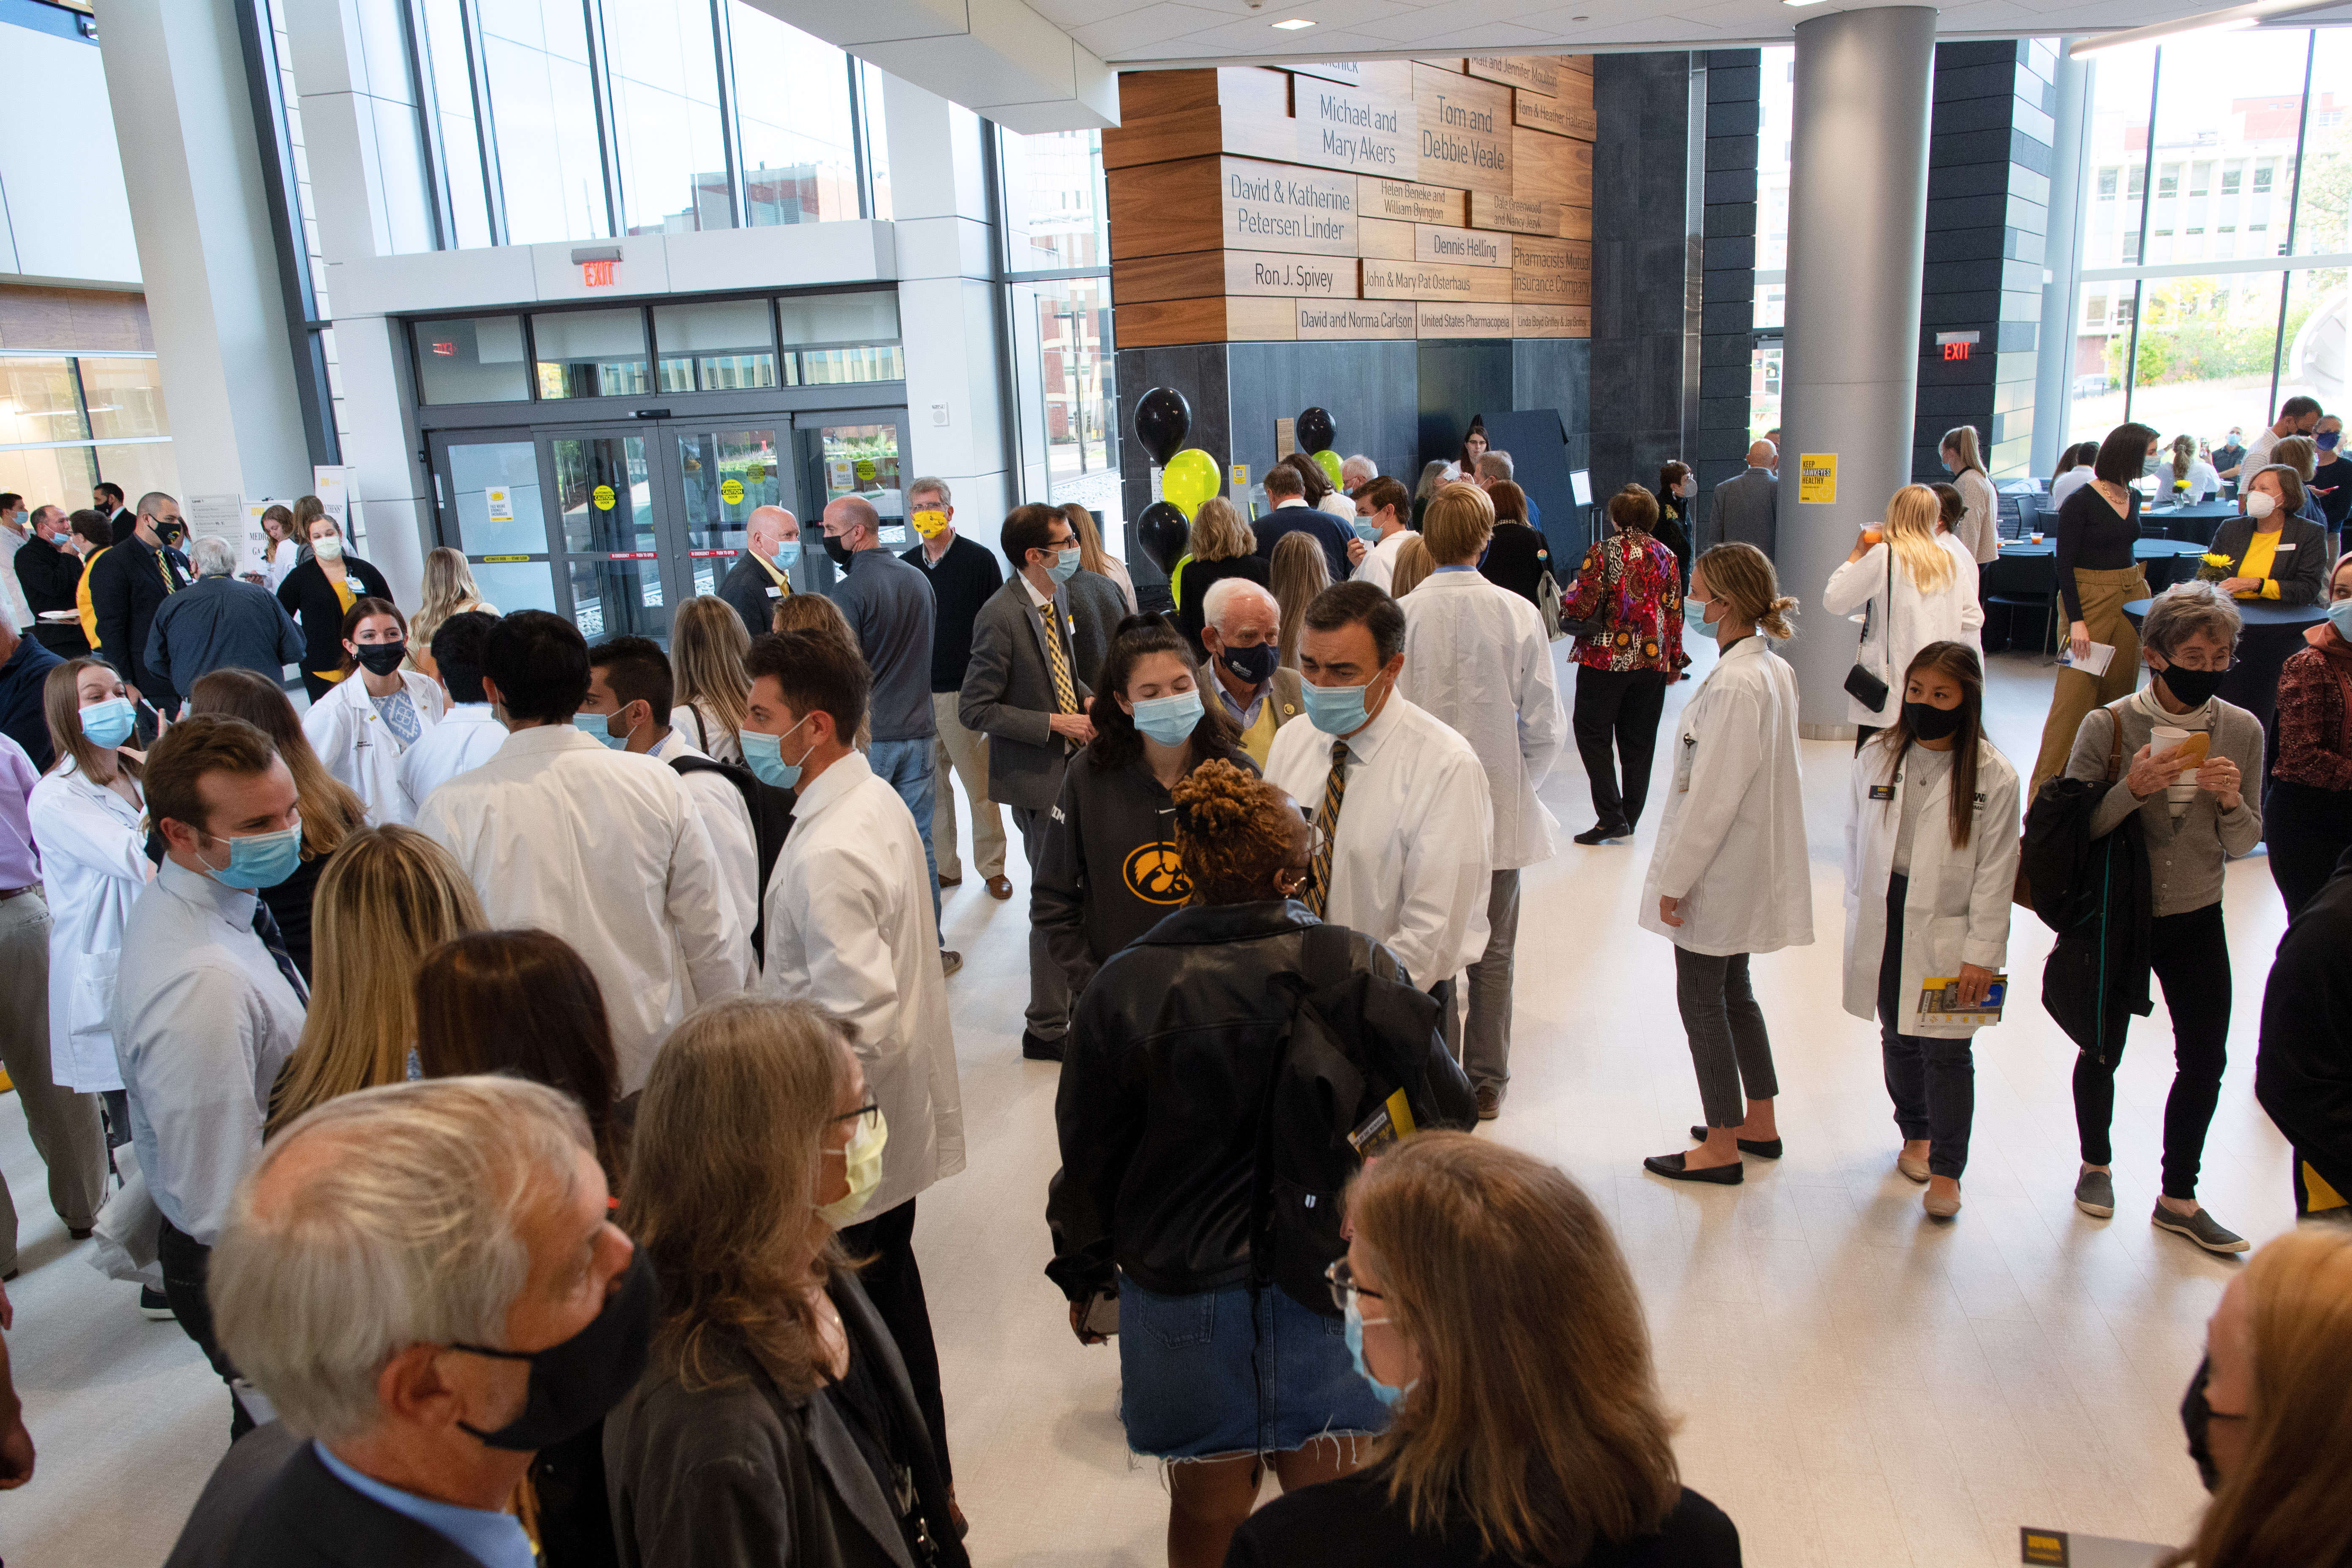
top-left (1123, 842), bottom-right (1191, 905)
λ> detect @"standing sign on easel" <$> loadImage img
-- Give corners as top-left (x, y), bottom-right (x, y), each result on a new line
top-left (186, 494), bottom-right (256, 571)
top-left (313, 466), bottom-right (366, 544)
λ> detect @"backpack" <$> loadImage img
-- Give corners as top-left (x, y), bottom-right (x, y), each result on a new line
top-left (669, 755), bottom-right (796, 963)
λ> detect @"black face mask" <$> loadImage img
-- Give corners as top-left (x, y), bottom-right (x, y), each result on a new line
top-left (1903, 700), bottom-right (1966, 742)
top-left (451, 1246), bottom-right (655, 1450)
top-left (2156, 661), bottom-right (2228, 710)
top-left (1219, 640), bottom-right (1280, 686)
top-left (354, 642), bottom-right (408, 677)
top-left (2180, 1355), bottom-right (2222, 1493)
top-left (820, 531), bottom-right (854, 569)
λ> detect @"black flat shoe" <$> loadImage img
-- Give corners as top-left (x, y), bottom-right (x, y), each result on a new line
top-left (1573, 822), bottom-right (1632, 845)
top-left (1644, 1151), bottom-right (1743, 1184)
top-left (1020, 1029), bottom-right (1065, 1062)
top-left (1690, 1125), bottom-right (1783, 1159)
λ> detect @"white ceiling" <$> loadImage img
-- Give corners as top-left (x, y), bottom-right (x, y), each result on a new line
top-left (1040, 0), bottom-right (2352, 70)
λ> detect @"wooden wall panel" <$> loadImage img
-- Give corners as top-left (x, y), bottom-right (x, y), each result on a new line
top-left (1118, 295), bottom-right (1298, 348)
top-left (1104, 69), bottom-right (1291, 169)
top-left (1358, 175), bottom-right (1465, 225)
top-left (1467, 190), bottom-right (1558, 236)
top-left (1416, 224), bottom-right (1511, 268)
top-left (1412, 65), bottom-right (1512, 195)
top-left (1515, 80), bottom-right (1596, 142)
top-left (1511, 236), bottom-right (1591, 306)
top-left (1361, 260), bottom-right (1514, 303)
top-left (1296, 300), bottom-right (1419, 338)
top-left (1513, 129), bottom-right (1593, 208)
top-left (1357, 217), bottom-right (1416, 260)
top-left (1466, 56), bottom-right (1560, 96)
top-left (1112, 250), bottom-right (1358, 303)
top-left (1289, 71), bottom-right (1416, 178)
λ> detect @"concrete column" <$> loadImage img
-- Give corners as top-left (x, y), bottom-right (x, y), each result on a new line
top-left (99, 0), bottom-right (313, 504)
top-left (1776, 6), bottom-right (1936, 736)
top-left (2032, 44), bottom-right (2093, 475)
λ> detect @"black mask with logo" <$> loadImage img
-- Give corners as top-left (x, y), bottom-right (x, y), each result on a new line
top-left (449, 1246), bottom-right (656, 1450)
top-left (1219, 641), bottom-right (1280, 686)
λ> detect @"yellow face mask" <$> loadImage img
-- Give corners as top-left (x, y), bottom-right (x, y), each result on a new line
top-left (911, 509), bottom-right (949, 540)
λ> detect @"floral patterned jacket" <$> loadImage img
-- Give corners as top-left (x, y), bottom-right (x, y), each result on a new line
top-left (1563, 528), bottom-right (1687, 674)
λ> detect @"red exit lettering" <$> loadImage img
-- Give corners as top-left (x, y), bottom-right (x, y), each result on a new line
top-left (1943, 341), bottom-right (1972, 362)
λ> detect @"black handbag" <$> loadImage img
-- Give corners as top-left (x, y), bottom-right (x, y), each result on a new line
top-left (1560, 536), bottom-right (1614, 642)
top-left (1843, 541), bottom-right (1893, 714)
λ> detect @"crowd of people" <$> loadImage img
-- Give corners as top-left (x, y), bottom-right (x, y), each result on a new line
top-left (0, 431), bottom-right (2344, 1568)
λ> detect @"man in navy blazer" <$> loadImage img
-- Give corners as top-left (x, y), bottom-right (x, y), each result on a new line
top-left (1252, 463), bottom-right (1355, 582)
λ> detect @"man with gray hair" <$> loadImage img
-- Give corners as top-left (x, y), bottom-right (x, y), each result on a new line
top-left (1198, 576), bottom-right (1301, 767)
top-left (1339, 454), bottom-right (1377, 493)
top-left (1474, 449), bottom-right (1541, 534)
top-left (166, 1075), bottom-right (646, 1568)
top-left (900, 476), bottom-right (1011, 900)
top-left (145, 531), bottom-right (305, 704)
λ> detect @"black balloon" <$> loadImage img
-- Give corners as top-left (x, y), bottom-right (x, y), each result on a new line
top-left (1136, 500), bottom-right (1190, 574)
top-left (1134, 387), bottom-right (1192, 466)
top-left (1295, 406), bottom-right (1335, 455)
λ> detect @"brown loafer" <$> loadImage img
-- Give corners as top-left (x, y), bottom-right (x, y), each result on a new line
top-left (985, 874), bottom-right (1013, 900)
top-left (937, 874), bottom-right (963, 888)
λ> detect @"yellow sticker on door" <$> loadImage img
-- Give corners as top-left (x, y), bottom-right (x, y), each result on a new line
top-left (1798, 453), bottom-right (1837, 504)
top-left (592, 484), bottom-right (616, 512)
top-left (720, 478), bottom-right (745, 505)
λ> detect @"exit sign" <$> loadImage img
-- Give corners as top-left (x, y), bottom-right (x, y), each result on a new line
top-left (1935, 329), bottom-right (1981, 362)
top-left (1944, 341), bottom-right (1972, 361)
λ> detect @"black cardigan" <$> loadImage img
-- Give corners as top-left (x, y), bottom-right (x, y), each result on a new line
top-left (276, 555), bottom-right (392, 692)
top-left (1478, 521), bottom-right (1551, 608)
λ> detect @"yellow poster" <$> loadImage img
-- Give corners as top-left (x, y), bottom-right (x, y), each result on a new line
top-left (720, 478), bottom-right (745, 505)
top-left (1798, 453), bottom-right (1837, 504)
top-left (592, 484), bottom-right (616, 511)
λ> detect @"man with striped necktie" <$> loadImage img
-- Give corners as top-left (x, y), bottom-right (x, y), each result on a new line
top-left (960, 503), bottom-right (1097, 1062)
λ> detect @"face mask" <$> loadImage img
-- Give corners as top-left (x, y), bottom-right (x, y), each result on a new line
top-left (2155, 659), bottom-right (2227, 709)
top-left (451, 1247), bottom-right (656, 1451)
top-left (765, 538), bottom-right (800, 569)
top-left (195, 821), bottom-right (305, 891)
top-left (79, 696), bottom-right (136, 750)
top-left (1344, 1300), bottom-right (1416, 1410)
top-left (1047, 546), bottom-right (1082, 585)
top-left (820, 531), bottom-right (853, 569)
top-left (2328, 600), bottom-right (2352, 641)
top-left (814, 1107), bottom-right (888, 1228)
top-left (911, 509), bottom-right (948, 540)
top-left (1685, 598), bottom-right (1721, 641)
top-left (572, 710), bottom-right (634, 751)
top-left (1302, 673), bottom-right (1383, 735)
top-left (1219, 640), bottom-right (1280, 686)
top-left (1903, 700), bottom-right (1966, 742)
top-left (2244, 490), bottom-right (2277, 521)
top-left (741, 713), bottom-right (814, 789)
top-left (1353, 519), bottom-right (1380, 542)
top-left (1131, 689), bottom-right (1203, 747)
top-left (2319, 432), bottom-right (2340, 452)
top-left (353, 642), bottom-right (408, 677)
top-left (2180, 1356), bottom-right (2222, 1493)
top-left (311, 535), bottom-right (343, 561)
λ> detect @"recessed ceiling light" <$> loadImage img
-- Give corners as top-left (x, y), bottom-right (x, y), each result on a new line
top-left (1572, 13), bottom-right (1587, 17)
top-left (1782, 0), bottom-right (1829, 7)
top-left (1271, 16), bottom-right (1316, 27)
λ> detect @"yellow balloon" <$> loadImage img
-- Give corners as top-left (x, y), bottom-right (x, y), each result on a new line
top-left (1160, 449), bottom-right (1221, 520)
top-left (1312, 449), bottom-right (1343, 489)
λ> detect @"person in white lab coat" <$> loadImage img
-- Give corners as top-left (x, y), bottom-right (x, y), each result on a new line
top-left (414, 610), bottom-right (750, 1092)
top-left (1396, 482), bottom-right (1565, 1118)
top-left (1264, 581), bottom-right (1494, 1004)
top-left (396, 610), bottom-right (506, 810)
top-left (1842, 641), bottom-right (2019, 1220)
top-left (26, 659), bottom-right (150, 1110)
top-left (581, 634), bottom-right (762, 945)
top-left (301, 597), bottom-right (444, 825)
top-left (1345, 476), bottom-right (1415, 594)
top-left (1821, 485), bottom-right (1984, 750)
top-left (1640, 544), bottom-right (1813, 1185)
top-left (744, 626), bottom-right (965, 1490)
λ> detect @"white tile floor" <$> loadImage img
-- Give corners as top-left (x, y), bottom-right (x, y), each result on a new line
top-left (0, 641), bottom-right (2287, 1568)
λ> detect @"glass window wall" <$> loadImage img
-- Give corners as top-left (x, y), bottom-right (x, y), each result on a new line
top-left (999, 127), bottom-right (1119, 524)
top-left (729, 5), bottom-right (860, 226)
top-left (604, 0), bottom-right (728, 235)
top-left (414, 315), bottom-right (534, 403)
top-left (653, 299), bottom-right (782, 391)
top-left (0, 352), bottom-right (177, 508)
top-left (533, 308), bottom-right (649, 398)
top-left (475, 0), bottom-right (610, 245)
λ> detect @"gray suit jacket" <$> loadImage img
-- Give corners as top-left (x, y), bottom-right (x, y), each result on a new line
top-left (1708, 466), bottom-right (1778, 554)
top-left (959, 577), bottom-right (1091, 811)
top-left (2203, 513), bottom-right (2330, 606)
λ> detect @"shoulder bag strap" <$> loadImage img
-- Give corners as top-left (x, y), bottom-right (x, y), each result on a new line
top-left (2104, 698), bottom-right (2129, 783)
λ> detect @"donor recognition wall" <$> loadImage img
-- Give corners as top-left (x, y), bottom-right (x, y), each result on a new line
top-left (1105, 55), bottom-right (1596, 348)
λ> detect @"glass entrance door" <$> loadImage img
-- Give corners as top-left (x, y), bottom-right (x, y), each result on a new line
top-left (429, 430), bottom-right (562, 615)
top-left (671, 425), bottom-right (787, 599)
top-left (550, 430), bottom-right (666, 642)
top-left (796, 412), bottom-right (910, 578)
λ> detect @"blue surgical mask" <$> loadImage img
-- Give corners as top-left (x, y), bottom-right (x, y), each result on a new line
top-left (1302, 675), bottom-right (1380, 736)
top-left (769, 539), bottom-right (801, 568)
top-left (2329, 600), bottom-right (2352, 641)
top-left (79, 696), bottom-right (136, 750)
top-left (1344, 1300), bottom-right (1415, 1410)
top-left (1048, 546), bottom-right (1082, 585)
top-left (573, 711), bottom-right (633, 751)
top-left (1353, 519), bottom-right (1380, 542)
top-left (1685, 599), bottom-right (1721, 641)
top-left (2321, 432), bottom-right (2341, 452)
top-left (196, 820), bottom-right (305, 891)
top-left (1130, 689), bottom-right (1202, 747)
top-left (741, 714), bottom-right (813, 789)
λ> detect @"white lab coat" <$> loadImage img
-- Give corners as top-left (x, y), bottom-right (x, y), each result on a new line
top-left (398, 702), bottom-right (509, 811)
top-left (651, 727), bottom-right (760, 943)
top-left (1841, 737), bottom-right (2020, 1037)
top-left (1639, 634), bottom-right (1813, 957)
top-left (1396, 570), bottom-right (1566, 869)
top-left (670, 702), bottom-right (744, 766)
top-left (1263, 693), bottom-right (1494, 988)
top-left (757, 751), bottom-right (963, 1216)
top-left (416, 726), bottom-right (752, 1091)
top-left (1820, 536), bottom-right (1984, 727)
top-left (1352, 529), bottom-right (1410, 594)
top-left (302, 670), bottom-right (446, 825)
top-left (25, 761), bottom-right (147, 1092)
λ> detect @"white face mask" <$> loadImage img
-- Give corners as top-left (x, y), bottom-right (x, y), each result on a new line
top-left (312, 534), bottom-right (344, 561)
top-left (2245, 490), bottom-right (2277, 521)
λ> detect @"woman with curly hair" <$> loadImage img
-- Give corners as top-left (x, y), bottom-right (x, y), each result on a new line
top-left (1559, 484), bottom-right (1686, 845)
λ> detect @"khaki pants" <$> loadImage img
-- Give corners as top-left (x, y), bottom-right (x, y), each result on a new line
top-left (2031, 564), bottom-right (2148, 792)
top-left (0, 890), bottom-right (107, 1271)
top-left (931, 691), bottom-right (1007, 882)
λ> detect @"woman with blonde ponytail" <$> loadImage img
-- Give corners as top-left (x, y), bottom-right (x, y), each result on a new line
top-left (1822, 484), bottom-right (1984, 749)
top-left (1938, 425), bottom-right (1998, 563)
top-left (1639, 543), bottom-right (1813, 1184)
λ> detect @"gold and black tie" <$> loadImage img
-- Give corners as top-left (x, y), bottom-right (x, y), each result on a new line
top-left (1041, 606), bottom-right (1079, 716)
top-left (1304, 738), bottom-right (1348, 917)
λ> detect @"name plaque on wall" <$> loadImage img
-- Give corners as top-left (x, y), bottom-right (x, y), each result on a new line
top-left (1296, 300), bottom-right (1419, 338)
top-left (1416, 224), bottom-right (1512, 268)
top-left (1362, 260), bottom-right (1514, 302)
top-left (1358, 174), bottom-right (1467, 225)
top-left (1222, 158), bottom-right (1359, 256)
top-left (1417, 301), bottom-right (1517, 338)
top-left (1290, 66), bottom-right (1417, 176)
top-left (1511, 237), bottom-right (1589, 304)
top-left (1465, 56), bottom-right (1559, 97)
top-left (1413, 66), bottom-right (1512, 196)
top-left (1225, 250), bottom-right (1358, 297)
top-left (1467, 189), bottom-right (1559, 236)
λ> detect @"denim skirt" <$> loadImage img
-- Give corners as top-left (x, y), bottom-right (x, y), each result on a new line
top-left (1116, 1275), bottom-right (1389, 1459)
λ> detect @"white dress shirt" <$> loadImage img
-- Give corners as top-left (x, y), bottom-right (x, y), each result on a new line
top-left (111, 860), bottom-right (307, 1244)
top-left (398, 702), bottom-right (508, 811)
top-left (1396, 570), bottom-right (1566, 870)
top-left (303, 670), bottom-right (446, 825)
top-left (27, 760), bottom-right (148, 1092)
top-left (757, 750), bottom-right (964, 1216)
top-left (650, 725), bottom-right (760, 944)
top-left (2047, 466), bottom-right (2095, 512)
top-left (1639, 634), bottom-right (1814, 958)
top-left (416, 725), bottom-right (752, 1090)
top-left (1351, 529), bottom-right (1411, 594)
top-left (1263, 692), bottom-right (1494, 988)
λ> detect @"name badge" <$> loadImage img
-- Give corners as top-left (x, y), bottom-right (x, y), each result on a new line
top-left (765, 585), bottom-right (784, 597)
top-left (2274, 542), bottom-right (2297, 552)
top-left (1868, 784), bottom-right (1896, 801)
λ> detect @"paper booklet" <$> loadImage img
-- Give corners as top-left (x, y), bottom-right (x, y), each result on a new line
top-left (2061, 640), bottom-right (2116, 678)
top-left (1917, 975), bottom-right (2007, 1028)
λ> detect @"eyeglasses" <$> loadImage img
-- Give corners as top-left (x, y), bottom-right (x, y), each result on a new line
top-left (1324, 1258), bottom-right (1383, 1315)
top-left (830, 1102), bottom-right (880, 1135)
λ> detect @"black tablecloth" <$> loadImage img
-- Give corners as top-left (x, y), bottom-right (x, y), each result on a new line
top-left (1979, 541), bottom-right (2208, 651)
top-left (2136, 501), bottom-right (2237, 546)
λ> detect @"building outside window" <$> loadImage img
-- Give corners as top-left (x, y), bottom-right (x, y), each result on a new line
top-left (0, 351), bottom-right (178, 507)
top-left (1750, 46), bottom-right (1794, 437)
top-left (1000, 127), bottom-right (1118, 527)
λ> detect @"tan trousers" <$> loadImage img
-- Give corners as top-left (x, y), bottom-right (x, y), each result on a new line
top-left (2031, 564), bottom-right (2148, 792)
top-left (931, 691), bottom-right (1007, 882)
top-left (0, 890), bottom-right (107, 1271)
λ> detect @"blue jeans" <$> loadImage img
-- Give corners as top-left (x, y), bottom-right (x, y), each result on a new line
top-left (866, 737), bottom-right (942, 942)
top-left (1117, 1277), bottom-right (1388, 1459)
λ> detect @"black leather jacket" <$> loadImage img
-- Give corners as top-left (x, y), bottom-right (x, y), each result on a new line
top-left (1045, 900), bottom-right (1471, 1304)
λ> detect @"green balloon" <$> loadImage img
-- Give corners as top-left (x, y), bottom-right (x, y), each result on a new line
top-left (1312, 449), bottom-right (1344, 489)
top-left (1161, 449), bottom-right (1222, 520)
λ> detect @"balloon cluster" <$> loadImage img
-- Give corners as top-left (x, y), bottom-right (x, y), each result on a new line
top-left (1129, 391), bottom-right (1348, 576)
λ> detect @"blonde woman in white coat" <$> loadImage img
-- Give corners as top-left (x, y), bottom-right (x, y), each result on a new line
top-left (1823, 484), bottom-right (1983, 751)
top-left (1641, 543), bottom-right (1813, 1185)
top-left (302, 596), bottom-right (445, 825)
top-left (26, 659), bottom-right (153, 1100)
top-left (1842, 641), bottom-right (2020, 1220)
